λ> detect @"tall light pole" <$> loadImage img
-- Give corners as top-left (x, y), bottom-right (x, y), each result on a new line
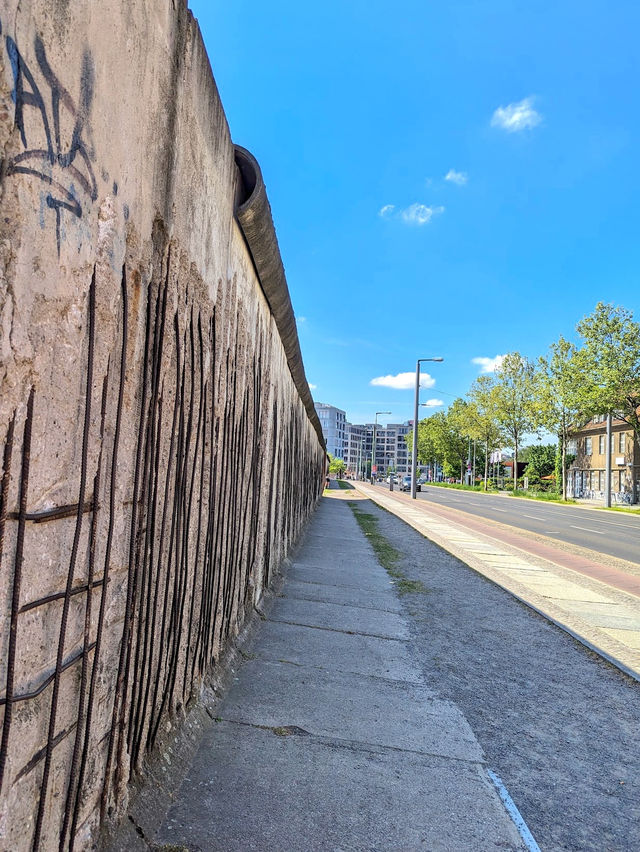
top-left (372, 410), bottom-right (391, 483)
top-left (412, 358), bottom-right (443, 499)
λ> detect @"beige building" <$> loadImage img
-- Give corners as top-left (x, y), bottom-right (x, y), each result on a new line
top-left (567, 414), bottom-right (640, 504)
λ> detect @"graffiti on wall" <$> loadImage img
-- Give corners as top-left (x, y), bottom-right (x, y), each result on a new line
top-left (1, 18), bottom-right (98, 254)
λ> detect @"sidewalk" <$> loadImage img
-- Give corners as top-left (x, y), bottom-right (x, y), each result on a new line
top-left (354, 482), bottom-right (640, 681)
top-left (153, 492), bottom-right (531, 851)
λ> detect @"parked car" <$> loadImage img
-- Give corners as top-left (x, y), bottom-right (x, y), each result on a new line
top-left (400, 476), bottom-right (421, 492)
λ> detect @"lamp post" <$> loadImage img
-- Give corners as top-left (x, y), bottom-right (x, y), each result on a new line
top-left (412, 358), bottom-right (443, 499)
top-left (372, 411), bottom-right (391, 484)
top-left (605, 412), bottom-right (612, 508)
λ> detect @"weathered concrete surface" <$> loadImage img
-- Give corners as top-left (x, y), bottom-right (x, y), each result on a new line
top-left (151, 496), bottom-right (527, 852)
top-left (0, 2), bottom-right (324, 849)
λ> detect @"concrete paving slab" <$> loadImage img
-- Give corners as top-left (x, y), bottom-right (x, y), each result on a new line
top-left (220, 658), bottom-right (482, 761)
top-left (522, 580), bottom-right (614, 603)
top-left (602, 628), bottom-right (640, 650)
top-left (269, 596), bottom-right (409, 640)
top-left (157, 722), bottom-right (524, 852)
top-left (295, 543), bottom-right (376, 570)
top-left (241, 620), bottom-right (423, 683)
top-left (281, 578), bottom-right (403, 612)
top-left (287, 561), bottom-right (394, 592)
top-left (564, 609), bottom-right (640, 629)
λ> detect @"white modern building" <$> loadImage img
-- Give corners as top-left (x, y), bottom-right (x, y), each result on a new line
top-left (314, 402), bottom-right (347, 459)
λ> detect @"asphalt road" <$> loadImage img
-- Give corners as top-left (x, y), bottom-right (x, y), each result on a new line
top-left (375, 483), bottom-right (640, 565)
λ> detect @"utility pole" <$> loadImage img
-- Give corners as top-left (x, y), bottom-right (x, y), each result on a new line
top-left (605, 412), bottom-right (612, 508)
top-left (411, 357), bottom-right (443, 499)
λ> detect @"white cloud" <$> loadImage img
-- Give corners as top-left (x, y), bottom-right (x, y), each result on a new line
top-left (422, 398), bottom-right (444, 407)
top-left (370, 372), bottom-right (436, 390)
top-left (308, 382), bottom-right (317, 390)
top-left (379, 203), bottom-right (444, 226)
top-left (445, 169), bottom-right (468, 186)
top-left (472, 355), bottom-right (506, 373)
top-left (296, 315), bottom-right (307, 324)
top-left (491, 97), bottom-right (542, 132)
top-left (401, 204), bottom-right (444, 226)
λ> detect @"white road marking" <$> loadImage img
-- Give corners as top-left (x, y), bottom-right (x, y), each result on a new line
top-left (488, 770), bottom-right (541, 852)
top-left (493, 508), bottom-right (508, 513)
top-left (570, 525), bottom-right (603, 535)
top-left (523, 514), bottom-right (544, 520)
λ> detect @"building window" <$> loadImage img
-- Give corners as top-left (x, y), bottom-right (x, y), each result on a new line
top-left (598, 435), bottom-right (604, 454)
top-left (620, 433), bottom-right (626, 453)
top-left (585, 437), bottom-right (592, 455)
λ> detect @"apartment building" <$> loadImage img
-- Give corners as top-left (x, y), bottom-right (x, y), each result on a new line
top-left (314, 400), bottom-right (419, 479)
top-left (314, 402), bottom-right (347, 459)
top-left (370, 422), bottom-right (413, 476)
top-left (343, 423), bottom-right (369, 475)
top-left (567, 414), bottom-right (640, 504)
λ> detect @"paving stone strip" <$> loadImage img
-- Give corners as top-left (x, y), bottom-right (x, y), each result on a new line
top-left (153, 495), bottom-right (530, 851)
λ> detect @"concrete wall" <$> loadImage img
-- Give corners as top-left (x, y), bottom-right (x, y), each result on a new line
top-left (0, 2), bottom-right (325, 848)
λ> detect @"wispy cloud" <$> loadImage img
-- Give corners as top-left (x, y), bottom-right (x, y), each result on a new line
top-left (422, 398), bottom-right (444, 407)
top-left (379, 203), bottom-right (444, 226)
top-left (296, 315), bottom-right (307, 324)
top-left (308, 382), bottom-right (317, 390)
top-left (370, 372), bottom-right (436, 390)
top-left (491, 97), bottom-right (542, 132)
top-left (445, 169), bottom-right (468, 186)
top-left (472, 355), bottom-right (506, 373)
top-left (401, 204), bottom-right (445, 226)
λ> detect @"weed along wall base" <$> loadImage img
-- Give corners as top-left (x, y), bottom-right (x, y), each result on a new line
top-left (0, 2), bottom-right (325, 849)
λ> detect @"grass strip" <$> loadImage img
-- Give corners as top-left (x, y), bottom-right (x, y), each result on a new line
top-left (508, 489), bottom-right (575, 503)
top-left (347, 502), bottom-right (429, 595)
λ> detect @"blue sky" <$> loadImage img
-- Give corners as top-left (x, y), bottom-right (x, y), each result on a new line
top-left (189, 1), bottom-right (640, 428)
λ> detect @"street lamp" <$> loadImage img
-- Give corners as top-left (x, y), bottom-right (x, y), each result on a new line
top-left (412, 358), bottom-right (443, 499)
top-left (372, 411), bottom-right (391, 483)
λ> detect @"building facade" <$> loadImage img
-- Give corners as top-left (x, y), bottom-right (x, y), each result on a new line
top-left (314, 402), bottom-right (348, 459)
top-left (567, 414), bottom-right (640, 504)
top-left (315, 402), bottom-right (428, 480)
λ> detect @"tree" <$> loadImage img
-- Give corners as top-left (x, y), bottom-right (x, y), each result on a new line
top-left (492, 353), bottom-right (540, 487)
top-left (328, 454), bottom-right (346, 478)
top-left (524, 444), bottom-right (556, 478)
top-left (538, 336), bottom-right (583, 499)
top-left (467, 375), bottom-right (505, 490)
top-left (406, 409), bottom-right (467, 481)
top-left (574, 303), bottom-right (640, 499)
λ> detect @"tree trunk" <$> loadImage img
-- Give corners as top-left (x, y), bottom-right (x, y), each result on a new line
top-left (514, 436), bottom-right (518, 490)
top-left (561, 432), bottom-right (567, 501)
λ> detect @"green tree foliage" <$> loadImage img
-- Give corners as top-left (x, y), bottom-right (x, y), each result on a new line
top-left (538, 336), bottom-right (584, 499)
top-left (328, 454), bottom-right (346, 478)
top-left (407, 407), bottom-right (468, 481)
top-left (575, 303), bottom-right (640, 453)
top-left (467, 376), bottom-right (504, 490)
top-left (572, 303), bottom-right (640, 501)
top-left (492, 353), bottom-right (540, 485)
top-left (524, 444), bottom-right (556, 478)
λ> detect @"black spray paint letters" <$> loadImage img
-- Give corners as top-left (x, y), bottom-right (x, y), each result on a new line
top-left (2, 18), bottom-right (98, 254)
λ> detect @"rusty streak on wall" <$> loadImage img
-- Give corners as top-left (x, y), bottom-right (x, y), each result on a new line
top-left (0, 2), bottom-right (325, 849)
